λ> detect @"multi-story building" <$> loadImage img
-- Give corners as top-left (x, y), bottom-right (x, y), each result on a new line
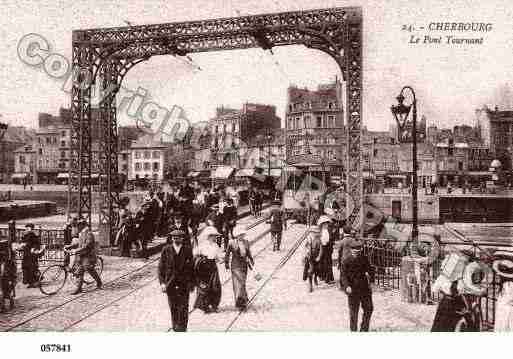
top-left (210, 103), bottom-right (281, 167)
top-left (129, 135), bottom-right (169, 181)
top-left (13, 143), bottom-right (37, 184)
top-left (285, 79), bottom-right (344, 168)
top-left (1, 126), bottom-right (35, 183)
top-left (476, 105), bottom-right (513, 170)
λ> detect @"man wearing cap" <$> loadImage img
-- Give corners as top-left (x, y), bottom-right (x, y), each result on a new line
top-left (303, 226), bottom-right (323, 293)
top-left (268, 201), bottom-right (286, 251)
top-left (66, 220), bottom-right (102, 295)
top-left (158, 229), bottom-right (194, 331)
top-left (340, 239), bottom-right (374, 331)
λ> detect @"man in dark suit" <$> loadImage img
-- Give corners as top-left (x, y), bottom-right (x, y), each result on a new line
top-left (340, 239), bottom-right (374, 331)
top-left (158, 229), bottom-right (194, 332)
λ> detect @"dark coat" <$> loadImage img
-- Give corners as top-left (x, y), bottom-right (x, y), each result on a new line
top-left (340, 254), bottom-right (374, 295)
top-left (158, 244), bottom-right (194, 293)
top-left (268, 208), bottom-right (285, 233)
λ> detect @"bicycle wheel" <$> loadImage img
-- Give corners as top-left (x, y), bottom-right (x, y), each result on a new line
top-left (39, 265), bottom-right (67, 295)
top-left (83, 257), bottom-right (104, 285)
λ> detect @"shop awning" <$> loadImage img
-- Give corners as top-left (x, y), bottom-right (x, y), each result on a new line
top-left (270, 168), bottom-right (282, 178)
top-left (11, 173), bottom-right (28, 179)
top-left (57, 173), bottom-right (69, 179)
top-left (211, 166), bottom-right (235, 179)
top-left (467, 171), bottom-right (492, 176)
top-left (235, 168), bottom-right (255, 177)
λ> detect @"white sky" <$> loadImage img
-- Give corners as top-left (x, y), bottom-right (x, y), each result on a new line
top-left (0, 0), bottom-right (512, 131)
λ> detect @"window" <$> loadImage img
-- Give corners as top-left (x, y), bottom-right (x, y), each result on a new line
top-left (328, 102), bottom-right (334, 109)
top-left (288, 118), bottom-right (293, 129)
top-left (38, 137), bottom-right (41, 144)
top-left (144, 162), bottom-right (151, 170)
top-left (61, 141), bottom-right (66, 147)
top-left (448, 148), bottom-right (454, 156)
top-left (122, 154), bottom-right (128, 161)
top-left (61, 151), bottom-right (66, 158)
top-left (135, 163), bottom-right (141, 171)
top-left (288, 105), bottom-right (292, 112)
top-left (153, 162), bottom-right (159, 171)
top-left (61, 130), bottom-right (66, 137)
top-left (328, 116), bottom-right (335, 128)
top-left (304, 115), bottom-right (311, 127)
top-left (458, 161), bottom-right (463, 171)
top-left (316, 116), bottom-right (322, 128)
top-left (39, 149), bottom-right (43, 155)
top-left (122, 164), bottom-right (128, 171)
top-left (135, 151), bottom-right (141, 159)
top-left (53, 137), bottom-right (57, 144)
top-left (373, 149), bottom-right (378, 157)
top-left (152, 151), bottom-right (160, 159)
top-left (46, 137), bottom-right (51, 144)
top-left (19, 155), bottom-right (25, 165)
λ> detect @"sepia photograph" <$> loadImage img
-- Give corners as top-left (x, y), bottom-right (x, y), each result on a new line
top-left (0, 0), bottom-right (512, 352)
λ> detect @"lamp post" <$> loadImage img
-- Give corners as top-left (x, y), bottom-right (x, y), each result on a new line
top-left (0, 121), bottom-right (8, 184)
top-left (266, 129), bottom-right (273, 176)
top-left (391, 86), bottom-right (419, 256)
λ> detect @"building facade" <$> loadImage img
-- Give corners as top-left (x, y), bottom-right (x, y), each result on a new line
top-left (129, 135), bottom-right (169, 181)
top-left (285, 79), bottom-right (344, 168)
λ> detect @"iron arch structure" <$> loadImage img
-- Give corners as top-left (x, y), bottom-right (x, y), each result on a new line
top-left (70, 7), bottom-right (363, 243)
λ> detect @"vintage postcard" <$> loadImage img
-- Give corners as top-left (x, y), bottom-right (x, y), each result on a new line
top-left (0, 1), bottom-right (512, 352)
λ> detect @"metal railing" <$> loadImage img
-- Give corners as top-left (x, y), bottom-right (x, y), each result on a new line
top-left (0, 221), bottom-right (68, 267)
top-left (363, 238), bottom-right (509, 330)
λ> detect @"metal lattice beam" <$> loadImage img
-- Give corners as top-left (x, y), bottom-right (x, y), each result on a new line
top-left (70, 6), bottom-right (363, 243)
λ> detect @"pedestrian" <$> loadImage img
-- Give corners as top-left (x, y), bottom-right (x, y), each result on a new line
top-left (268, 201), bottom-right (286, 251)
top-left (223, 198), bottom-right (237, 249)
top-left (337, 227), bottom-right (354, 269)
top-left (318, 215), bottom-right (334, 284)
top-left (303, 226), bottom-right (322, 293)
top-left (158, 229), bottom-right (194, 331)
top-left (340, 239), bottom-right (374, 332)
top-left (494, 273), bottom-right (513, 331)
top-left (193, 226), bottom-right (222, 314)
top-left (248, 187), bottom-right (257, 217)
top-left (19, 223), bottom-right (42, 288)
top-left (65, 220), bottom-right (102, 295)
top-left (225, 228), bottom-right (254, 310)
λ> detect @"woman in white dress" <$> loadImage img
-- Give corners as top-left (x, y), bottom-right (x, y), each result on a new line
top-left (494, 254), bottom-right (513, 331)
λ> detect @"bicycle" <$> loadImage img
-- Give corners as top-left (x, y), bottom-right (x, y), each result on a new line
top-left (38, 252), bottom-right (104, 296)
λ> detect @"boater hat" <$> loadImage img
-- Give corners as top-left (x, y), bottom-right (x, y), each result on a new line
top-left (317, 215), bottom-right (332, 226)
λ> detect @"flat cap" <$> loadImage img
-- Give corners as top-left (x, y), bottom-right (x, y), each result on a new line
top-left (169, 229), bottom-right (186, 237)
top-left (350, 239), bottom-right (364, 249)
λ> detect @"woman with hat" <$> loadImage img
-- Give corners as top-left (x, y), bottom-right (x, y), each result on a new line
top-left (318, 215), bottom-right (335, 284)
top-left (225, 227), bottom-right (254, 310)
top-left (494, 252), bottom-right (513, 331)
top-left (193, 226), bottom-right (222, 313)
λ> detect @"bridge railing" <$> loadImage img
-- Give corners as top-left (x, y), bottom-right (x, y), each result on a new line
top-left (363, 238), bottom-right (509, 330)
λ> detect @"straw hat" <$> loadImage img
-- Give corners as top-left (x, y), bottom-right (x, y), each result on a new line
top-left (317, 215), bottom-right (332, 226)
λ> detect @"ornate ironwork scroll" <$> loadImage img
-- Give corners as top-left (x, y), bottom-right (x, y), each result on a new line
top-left (71, 6), bottom-right (363, 243)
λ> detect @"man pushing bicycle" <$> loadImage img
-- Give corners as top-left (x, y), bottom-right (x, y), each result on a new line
top-left (64, 219), bottom-right (102, 295)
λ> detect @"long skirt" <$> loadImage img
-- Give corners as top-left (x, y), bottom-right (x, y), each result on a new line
top-left (495, 298), bottom-right (513, 331)
top-left (231, 265), bottom-right (249, 309)
top-left (320, 244), bottom-right (334, 282)
top-left (194, 258), bottom-right (221, 312)
top-left (431, 294), bottom-right (466, 332)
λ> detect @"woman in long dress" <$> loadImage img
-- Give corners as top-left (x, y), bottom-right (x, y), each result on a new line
top-left (225, 228), bottom-right (254, 310)
top-left (318, 216), bottom-right (334, 283)
top-left (495, 278), bottom-right (513, 331)
top-left (494, 254), bottom-right (513, 331)
top-left (193, 226), bottom-right (222, 313)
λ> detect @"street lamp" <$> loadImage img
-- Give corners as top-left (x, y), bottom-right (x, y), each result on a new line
top-left (391, 86), bottom-right (419, 256)
top-left (266, 130), bottom-right (273, 176)
top-left (0, 121), bottom-right (8, 184)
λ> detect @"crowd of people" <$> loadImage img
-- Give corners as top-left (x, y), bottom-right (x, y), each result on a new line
top-left (115, 180), bottom-right (250, 259)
